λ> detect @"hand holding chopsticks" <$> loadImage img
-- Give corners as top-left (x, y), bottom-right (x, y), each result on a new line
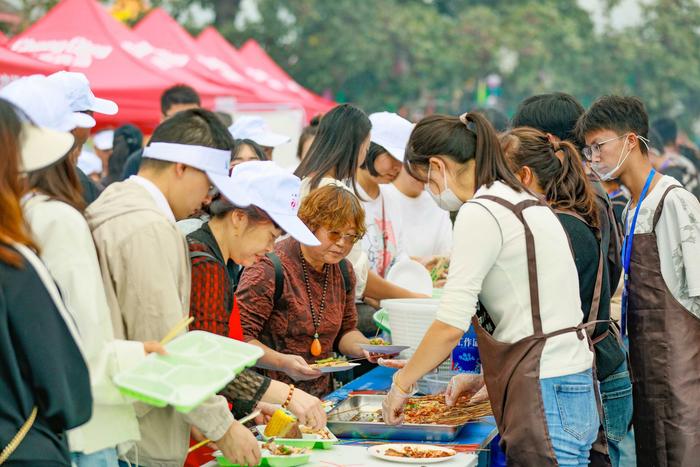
top-left (160, 316), bottom-right (194, 346)
top-left (187, 409), bottom-right (262, 454)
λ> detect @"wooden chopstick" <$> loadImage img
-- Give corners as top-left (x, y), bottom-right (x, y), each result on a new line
top-left (160, 316), bottom-right (194, 346)
top-left (187, 409), bottom-right (262, 454)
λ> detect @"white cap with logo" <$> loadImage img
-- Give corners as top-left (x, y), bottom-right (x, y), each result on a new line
top-left (47, 71), bottom-right (118, 116)
top-left (218, 161), bottom-right (320, 246)
top-left (229, 116), bottom-right (291, 148)
top-left (0, 75), bottom-right (96, 131)
top-left (369, 112), bottom-right (414, 162)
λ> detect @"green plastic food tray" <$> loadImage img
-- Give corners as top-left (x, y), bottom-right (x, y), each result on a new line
top-left (216, 453), bottom-right (311, 467)
top-left (114, 331), bottom-right (263, 413)
top-left (373, 309), bottom-right (391, 333)
top-left (257, 425), bottom-right (338, 449)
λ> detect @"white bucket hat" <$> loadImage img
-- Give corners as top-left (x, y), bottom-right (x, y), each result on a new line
top-left (229, 116), bottom-right (291, 148)
top-left (47, 71), bottom-right (119, 116)
top-left (369, 112), bottom-right (414, 162)
top-left (216, 160), bottom-right (320, 246)
top-left (0, 75), bottom-right (96, 131)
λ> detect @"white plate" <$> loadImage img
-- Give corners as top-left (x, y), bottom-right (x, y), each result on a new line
top-left (359, 344), bottom-right (410, 355)
top-left (386, 260), bottom-right (433, 296)
top-left (368, 444), bottom-right (457, 464)
top-left (311, 362), bottom-right (361, 373)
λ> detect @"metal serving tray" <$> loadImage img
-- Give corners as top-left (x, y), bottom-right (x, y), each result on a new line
top-left (326, 395), bottom-right (467, 442)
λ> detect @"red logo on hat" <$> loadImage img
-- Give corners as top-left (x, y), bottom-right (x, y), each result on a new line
top-left (290, 194), bottom-right (298, 209)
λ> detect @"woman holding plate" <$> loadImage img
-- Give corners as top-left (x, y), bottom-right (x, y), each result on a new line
top-left (381, 112), bottom-right (600, 466)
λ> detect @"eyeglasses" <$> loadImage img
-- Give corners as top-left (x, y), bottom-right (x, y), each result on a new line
top-left (582, 134), bottom-right (627, 161)
top-left (327, 230), bottom-right (363, 245)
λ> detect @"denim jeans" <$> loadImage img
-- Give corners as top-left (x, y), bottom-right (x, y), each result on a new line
top-left (540, 369), bottom-right (599, 466)
top-left (599, 360), bottom-right (634, 467)
top-left (71, 448), bottom-right (119, 467)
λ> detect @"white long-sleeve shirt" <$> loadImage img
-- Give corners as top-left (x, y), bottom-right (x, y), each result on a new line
top-left (382, 183), bottom-right (453, 258)
top-left (23, 193), bottom-right (145, 454)
top-left (436, 182), bottom-right (593, 379)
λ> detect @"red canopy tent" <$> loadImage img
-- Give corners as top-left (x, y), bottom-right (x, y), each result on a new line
top-left (134, 8), bottom-right (302, 112)
top-left (0, 45), bottom-right (65, 87)
top-left (0, 31), bottom-right (7, 45)
top-left (239, 38), bottom-right (335, 113)
top-left (196, 27), bottom-right (334, 119)
top-left (9, 0), bottom-right (259, 130)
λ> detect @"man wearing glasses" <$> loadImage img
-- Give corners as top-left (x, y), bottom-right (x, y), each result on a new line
top-left (577, 96), bottom-right (700, 467)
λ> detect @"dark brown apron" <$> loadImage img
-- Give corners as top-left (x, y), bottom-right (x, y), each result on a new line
top-left (626, 185), bottom-right (700, 467)
top-left (472, 195), bottom-right (608, 466)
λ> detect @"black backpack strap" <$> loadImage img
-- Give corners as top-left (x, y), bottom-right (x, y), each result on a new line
top-left (338, 259), bottom-right (352, 295)
top-left (189, 250), bottom-right (218, 262)
top-left (266, 252), bottom-right (284, 304)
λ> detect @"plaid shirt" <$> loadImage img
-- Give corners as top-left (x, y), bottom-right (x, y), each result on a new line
top-left (187, 223), bottom-right (269, 416)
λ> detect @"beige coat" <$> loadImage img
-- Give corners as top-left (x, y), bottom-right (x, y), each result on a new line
top-left (86, 180), bottom-right (233, 467)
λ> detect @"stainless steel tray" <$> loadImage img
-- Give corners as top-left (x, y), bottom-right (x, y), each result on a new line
top-left (326, 395), bottom-right (466, 442)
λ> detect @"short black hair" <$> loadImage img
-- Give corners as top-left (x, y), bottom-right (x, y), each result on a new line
top-left (512, 92), bottom-right (584, 145)
top-left (651, 117), bottom-right (677, 147)
top-left (575, 96), bottom-right (649, 154)
top-left (360, 142), bottom-right (388, 177)
top-left (143, 108), bottom-right (233, 170)
top-left (233, 138), bottom-right (267, 161)
top-left (160, 84), bottom-right (201, 116)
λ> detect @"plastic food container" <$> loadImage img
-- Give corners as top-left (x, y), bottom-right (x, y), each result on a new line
top-left (114, 331), bottom-right (263, 413)
top-left (381, 298), bottom-right (440, 359)
top-left (257, 425), bottom-right (338, 449)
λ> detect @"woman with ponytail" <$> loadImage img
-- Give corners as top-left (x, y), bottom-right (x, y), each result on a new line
top-left (381, 112), bottom-right (601, 466)
top-left (503, 127), bottom-right (632, 466)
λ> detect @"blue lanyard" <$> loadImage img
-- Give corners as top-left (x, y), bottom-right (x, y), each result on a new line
top-left (622, 169), bottom-right (656, 276)
top-left (620, 169), bottom-right (655, 337)
top-left (608, 189), bottom-right (623, 199)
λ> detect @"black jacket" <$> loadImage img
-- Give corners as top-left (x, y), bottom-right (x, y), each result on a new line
top-left (0, 247), bottom-right (92, 465)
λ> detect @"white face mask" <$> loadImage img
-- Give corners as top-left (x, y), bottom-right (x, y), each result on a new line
top-left (591, 136), bottom-right (630, 181)
top-left (425, 162), bottom-right (464, 211)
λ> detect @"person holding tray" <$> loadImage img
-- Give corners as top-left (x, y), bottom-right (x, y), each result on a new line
top-left (187, 161), bottom-right (327, 428)
top-left (86, 109), bottom-right (261, 467)
top-left (238, 185), bottom-right (385, 398)
top-left (381, 111), bottom-right (600, 466)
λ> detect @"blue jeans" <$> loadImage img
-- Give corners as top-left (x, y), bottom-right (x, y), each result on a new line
top-left (71, 448), bottom-right (119, 467)
top-left (540, 369), bottom-right (599, 466)
top-left (599, 360), bottom-right (633, 467)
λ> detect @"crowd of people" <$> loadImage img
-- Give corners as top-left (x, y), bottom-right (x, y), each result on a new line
top-left (0, 70), bottom-right (698, 467)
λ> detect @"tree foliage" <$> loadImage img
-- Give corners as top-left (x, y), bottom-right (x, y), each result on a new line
top-left (219, 0), bottom-right (700, 129)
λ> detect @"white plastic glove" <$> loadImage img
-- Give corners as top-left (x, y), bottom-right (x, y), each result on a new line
top-left (444, 373), bottom-right (487, 407)
top-left (381, 372), bottom-right (414, 425)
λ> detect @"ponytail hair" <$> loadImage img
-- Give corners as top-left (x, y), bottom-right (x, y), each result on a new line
top-left (501, 127), bottom-right (599, 228)
top-left (405, 111), bottom-right (523, 192)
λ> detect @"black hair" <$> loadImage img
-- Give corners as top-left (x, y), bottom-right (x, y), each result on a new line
top-left (160, 84), bottom-right (201, 116)
top-left (233, 138), bottom-right (267, 162)
top-left (142, 108), bottom-right (233, 170)
top-left (360, 142), bottom-right (389, 177)
top-left (471, 107), bottom-right (510, 133)
top-left (575, 95), bottom-right (649, 154)
top-left (215, 111), bottom-right (233, 127)
top-left (296, 114), bottom-right (321, 160)
top-left (512, 92), bottom-right (585, 147)
top-left (102, 124), bottom-right (143, 186)
top-left (405, 111), bottom-right (523, 192)
top-left (651, 117), bottom-right (677, 147)
top-left (294, 104), bottom-right (371, 195)
top-left (648, 128), bottom-right (665, 154)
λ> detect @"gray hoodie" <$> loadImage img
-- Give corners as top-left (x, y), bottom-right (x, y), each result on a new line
top-left (86, 179), bottom-right (233, 467)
